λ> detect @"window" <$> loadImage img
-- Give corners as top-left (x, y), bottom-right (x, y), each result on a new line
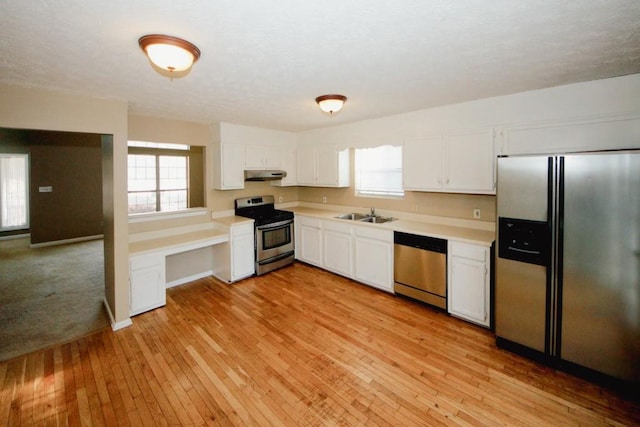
top-left (127, 141), bottom-right (199, 214)
top-left (0, 154), bottom-right (29, 231)
top-left (354, 145), bottom-right (404, 197)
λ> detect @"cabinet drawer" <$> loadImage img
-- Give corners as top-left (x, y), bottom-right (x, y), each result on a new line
top-left (231, 222), bottom-right (254, 237)
top-left (449, 241), bottom-right (487, 261)
top-left (130, 253), bottom-right (164, 270)
top-left (324, 220), bottom-right (352, 234)
top-left (296, 215), bottom-right (322, 228)
top-left (354, 225), bottom-right (392, 242)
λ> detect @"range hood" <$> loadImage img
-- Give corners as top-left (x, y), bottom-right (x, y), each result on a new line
top-left (244, 170), bottom-right (287, 181)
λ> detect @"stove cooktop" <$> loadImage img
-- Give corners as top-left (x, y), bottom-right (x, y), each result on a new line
top-left (234, 195), bottom-right (294, 226)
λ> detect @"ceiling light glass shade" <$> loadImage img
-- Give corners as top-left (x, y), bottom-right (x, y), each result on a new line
top-left (139, 34), bottom-right (201, 72)
top-left (315, 94), bottom-right (347, 114)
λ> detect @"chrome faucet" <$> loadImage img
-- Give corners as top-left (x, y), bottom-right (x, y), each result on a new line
top-left (370, 207), bottom-right (376, 217)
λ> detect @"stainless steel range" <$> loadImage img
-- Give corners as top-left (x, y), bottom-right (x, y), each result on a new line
top-left (234, 195), bottom-right (295, 275)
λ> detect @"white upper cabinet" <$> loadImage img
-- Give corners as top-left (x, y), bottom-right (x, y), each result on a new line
top-left (297, 144), bottom-right (349, 187)
top-left (403, 135), bottom-right (444, 191)
top-left (211, 141), bottom-right (245, 190)
top-left (296, 145), bottom-right (317, 185)
top-left (210, 122), bottom-right (296, 190)
top-left (445, 129), bottom-right (496, 193)
top-left (271, 144), bottom-right (297, 187)
top-left (244, 144), bottom-right (281, 169)
top-left (504, 116), bottom-right (640, 155)
top-left (403, 128), bottom-right (496, 194)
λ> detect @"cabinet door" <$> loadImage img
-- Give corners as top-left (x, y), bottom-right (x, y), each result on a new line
top-left (296, 145), bottom-right (317, 185)
top-left (323, 227), bottom-right (353, 277)
top-left (315, 145), bottom-right (339, 186)
top-left (244, 145), bottom-right (266, 169)
top-left (272, 146), bottom-right (297, 186)
top-left (354, 236), bottom-right (393, 292)
top-left (220, 143), bottom-right (245, 189)
top-left (444, 129), bottom-right (495, 194)
top-left (245, 145), bottom-right (281, 169)
top-left (448, 243), bottom-right (490, 327)
top-left (297, 218), bottom-right (322, 266)
top-left (403, 136), bottom-right (444, 190)
top-left (263, 145), bottom-right (281, 169)
top-left (130, 255), bottom-right (166, 316)
top-left (231, 224), bottom-right (255, 281)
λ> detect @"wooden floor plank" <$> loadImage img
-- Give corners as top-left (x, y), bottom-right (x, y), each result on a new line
top-left (1, 262), bottom-right (638, 426)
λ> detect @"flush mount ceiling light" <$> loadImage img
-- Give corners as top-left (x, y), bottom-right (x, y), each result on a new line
top-left (138, 34), bottom-right (201, 73)
top-left (315, 94), bottom-right (347, 115)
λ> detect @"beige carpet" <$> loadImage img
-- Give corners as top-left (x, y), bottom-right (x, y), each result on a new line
top-left (0, 237), bottom-right (110, 361)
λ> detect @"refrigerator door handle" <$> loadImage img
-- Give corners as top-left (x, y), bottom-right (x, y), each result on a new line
top-left (507, 246), bottom-right (541, 255)
top-left (553, 156), bottom-right (565, 357)
top-left (544, 156), bottom-right (556, 356)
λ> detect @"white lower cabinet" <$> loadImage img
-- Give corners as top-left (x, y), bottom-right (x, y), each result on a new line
top-left (130, 253), bottom-right (166, 316)
top-left (295, 214), bottom-right (393, 292)
top-left (230, 222), bottom-right (255, 281)
top-left (447, 241), bottom-right (491, 327)
top-left (354, 227), bottom-right (394, 292)
top-left (211, 221), bottom-right (256, 283)
top-left (323, 221), bottom-right (353, 277)
top-left (295, 215), bottom-right (323, 267)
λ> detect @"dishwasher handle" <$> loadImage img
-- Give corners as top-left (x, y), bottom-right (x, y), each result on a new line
top-left (394, 231), bottom-right (447, 254)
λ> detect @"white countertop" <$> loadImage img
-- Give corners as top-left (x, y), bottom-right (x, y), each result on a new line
top-left (211, 216), bottom-right (255, 227)
top-left (286, 206), bottom-right (495, 246)
top-left (128, 217), bottom-right (252, 256)
top-left (129, 227), bottom-right (229, 256)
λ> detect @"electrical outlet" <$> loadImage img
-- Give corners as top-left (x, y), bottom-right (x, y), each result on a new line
top-left (322, 196), bottom-right (327, 204)
top-left (278, 196), bottom-right (283, 203)
top-left (473, 208), bottom-right (481, 219)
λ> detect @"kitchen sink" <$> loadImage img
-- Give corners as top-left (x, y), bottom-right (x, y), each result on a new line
top-left (359, 216), bottom-right (395, 224)
top-left (335, 212), bottom-right (368, 220)
top-left (335, 212), bottom-right (396, 224)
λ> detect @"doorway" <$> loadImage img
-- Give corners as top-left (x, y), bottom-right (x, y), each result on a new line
top-left (0, 128), bottom-right (109, 361)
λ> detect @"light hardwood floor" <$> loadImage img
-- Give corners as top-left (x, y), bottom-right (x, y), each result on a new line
top-left (1, 262), bottom-right (638, 426)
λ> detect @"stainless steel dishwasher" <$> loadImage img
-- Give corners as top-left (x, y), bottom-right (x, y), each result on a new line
top-left (394, 231), bottom-right (447, 309)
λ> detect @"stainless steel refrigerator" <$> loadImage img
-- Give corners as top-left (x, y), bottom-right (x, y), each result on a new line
top-left (495, 151), bottom-right (640, 384)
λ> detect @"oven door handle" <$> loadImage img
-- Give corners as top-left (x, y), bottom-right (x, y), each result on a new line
top-left (256, 219), bottom-right (293, 230)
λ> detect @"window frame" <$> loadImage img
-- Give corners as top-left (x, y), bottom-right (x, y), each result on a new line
top-left (127, 146), bottom-right (190, 215)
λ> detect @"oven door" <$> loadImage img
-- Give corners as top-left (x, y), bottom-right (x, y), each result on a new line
top-left (256, 219), bottom-right (294, 262)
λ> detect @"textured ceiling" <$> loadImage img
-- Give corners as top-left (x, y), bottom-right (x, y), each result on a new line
top-left (1, 1), bottom-right (639, 132)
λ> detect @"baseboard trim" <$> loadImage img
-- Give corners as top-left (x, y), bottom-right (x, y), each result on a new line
top-left (103, 297), bottom-right (133, 331)
top-left (166, 270), bottom-right (213, 288)
top-left (0, 232), bottom-right (30, 241)
top-left (30, 234), bottom-right (103, 248)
